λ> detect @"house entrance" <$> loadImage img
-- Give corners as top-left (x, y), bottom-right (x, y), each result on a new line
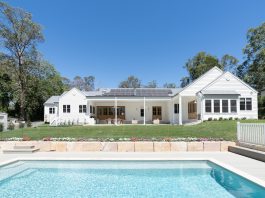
top-left (152, 106), bottom-right (162, 120)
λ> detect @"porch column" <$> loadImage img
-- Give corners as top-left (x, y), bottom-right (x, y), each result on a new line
top-left (172, 100), bottom-right (175, 124)
top-left (115, 97), bottom-right (117, 125)
top-left (143, 97), bottom-right (146, 125)
top-left (179, 95), bottom-right (183, 125)
top-left (86, 101), bottom-right (90, 125)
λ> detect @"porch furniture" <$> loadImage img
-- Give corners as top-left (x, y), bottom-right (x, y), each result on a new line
top-left (107, 118), bottom-right (112, 124)
top-left (153, 119), bottom-right (160, 124)
top-left (132, 119), bottom-right (138, 124)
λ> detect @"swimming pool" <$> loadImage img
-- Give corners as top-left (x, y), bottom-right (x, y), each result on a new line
top-left (0, 160), bottom-right (264, 198)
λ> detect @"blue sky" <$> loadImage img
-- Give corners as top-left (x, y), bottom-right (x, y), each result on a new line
top-left (4, 0), bottom-right (265, 88)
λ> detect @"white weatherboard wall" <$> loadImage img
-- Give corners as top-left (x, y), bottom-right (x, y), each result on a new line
top-left (179, 67), bottom-right (223, 96)
top-left (59, 88), bottom-right (89, 124)
top-left (44, 104), bottom-right (58, 123)
top-left (0, 112), bottom-right (8, 130)
top-left (201, 72), bottom-right (258, 120)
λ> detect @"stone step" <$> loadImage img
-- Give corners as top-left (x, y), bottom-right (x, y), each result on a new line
top-left (228, 146), bottom-right (265, 162)
top-left (3, 148), bottom-right (40, 154)
top-left (14, 145), bottom-right (35, 149)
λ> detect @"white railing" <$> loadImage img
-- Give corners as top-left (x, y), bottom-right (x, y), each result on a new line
top-left (237, 122), bottom-right (265, 146)
top-left (50, 117), bottom-right (59, 126)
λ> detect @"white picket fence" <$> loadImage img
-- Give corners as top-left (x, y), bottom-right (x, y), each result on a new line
top-left (237, 122), bottom-right (265, 146)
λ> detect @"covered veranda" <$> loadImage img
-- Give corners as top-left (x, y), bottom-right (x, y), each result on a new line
top-left (87, 97), bottom-right (172, 125)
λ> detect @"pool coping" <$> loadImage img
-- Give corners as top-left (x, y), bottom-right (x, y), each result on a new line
top-left (0, 156), bottom-right (265, 188)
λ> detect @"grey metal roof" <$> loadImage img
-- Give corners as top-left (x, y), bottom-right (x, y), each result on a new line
top-left (44, 96), bottom-right (60, 104)
top-left (200, 90), bottom-right (240, 95)
top-left (99, 88), bottom-right (182, 97)
top-left (83, 90), bottom-right (104, 96)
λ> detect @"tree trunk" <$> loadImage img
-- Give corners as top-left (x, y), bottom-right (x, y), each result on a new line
top-left (18, 57), bottom-right (26, 121)
top-left (19, 85), bottom-right (26, 120)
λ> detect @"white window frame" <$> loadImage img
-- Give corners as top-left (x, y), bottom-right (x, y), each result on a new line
top-left (63, 105), bottom-right (71, 113)
top-left (49, 107), bottom-right (55, 114)
top-left (79, 105), bottom-right (87, 113)
top-left (205, 100), bottom-right (212, 113)
top-left (240, 97), bottom-right (252, 111)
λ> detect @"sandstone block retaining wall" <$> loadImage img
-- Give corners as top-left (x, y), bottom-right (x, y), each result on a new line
top-left (0, 141), bottom-right (236, 152)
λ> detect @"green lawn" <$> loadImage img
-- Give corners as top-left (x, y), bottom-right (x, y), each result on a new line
top-left (1, 120), bottom-right (264, 141)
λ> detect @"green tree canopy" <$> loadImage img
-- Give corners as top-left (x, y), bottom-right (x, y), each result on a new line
top-left (0, 2), bottom-right (44, 119)
top-left (183, 52), bottom-right (239, 85)
top-left (145, 80), bottom-right (157, 88)
top-left (243, 22), bottom-right (265, 91)
top-left (163, 83), bottom-right (177, 88)
top-left (184, 52), bottom-right (221, 81)
top-left (119, 75), bottom-right (141, 88)
top-left (62, 76), bottom-right (95, 91)
top-left (180, 77), bottom-right (190, 88)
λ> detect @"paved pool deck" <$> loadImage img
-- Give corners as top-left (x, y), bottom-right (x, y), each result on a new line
top-left (0, 152), bottom-right (265, 187)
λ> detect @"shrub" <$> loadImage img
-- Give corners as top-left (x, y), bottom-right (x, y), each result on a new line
top-left (0, 123), bottom-right (3, 132)
top-left (43, 136), bottom-right (51, 141)
top-left (130, 137), bottom-right (139, 142)
top-left (164, 137), bottom-right (172, 142)
top-left (8, 122), bottom-right (15, 130)
top-left (26, 120), bottom-right (32, 127)
top-left (208, 117), bottom-right (212, 121)
top-left (241, 117), bottom-right (247, 120)
top-left (228, 117), bottom-right (233, 120)
top-left (213, 118), bottom-right (217, 121)
top-left (22, 136), bottom-right (31, 141)
top-left (234, 117), bottom-right (239, 121)
top-left (19, 122), bottom-right (25, 128)
top-left (224, 118), bottom-right (228, 121)
top-left (219, 117), bottom-right (223, 121)
top-left (68, 120), bottom-right (71, 125)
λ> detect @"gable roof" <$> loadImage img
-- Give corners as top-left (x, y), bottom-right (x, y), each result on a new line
top-left (44, 96), bottom-right (60, 105)
top-left (176, 66), bottom-right (223, 96)
top-left (199, 71), bottom-right (258, 94)
top-left (60, 87), bottom-right (87, 99)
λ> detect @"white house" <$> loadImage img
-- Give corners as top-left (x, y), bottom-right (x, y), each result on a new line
top-left (44, 67), bottom-right (258, 126)
top-left (0, 112), bottom-right (8, 130)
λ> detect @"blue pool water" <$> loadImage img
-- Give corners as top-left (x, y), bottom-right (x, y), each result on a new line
top-left (0, 160), bottom-right (264, 198)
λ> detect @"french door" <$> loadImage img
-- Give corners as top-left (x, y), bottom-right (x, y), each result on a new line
top-left (152, 106), bottom-right (162, 120)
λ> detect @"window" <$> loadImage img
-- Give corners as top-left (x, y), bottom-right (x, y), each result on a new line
top-left (140, 109), bottom-right (144, 117)
top-left (230, 100), bottom-right (237, 113)
top-left (240, 98), bottom-right (245, 110)
top-left (205, 100), bottom-right (212, 113)
top-left (214, 100), bottom-right (220, 113)
top-left (90, 105), bottom-right (92, 113)
top-left (79, 105), bottom-right (87, 113)
top-left (240, 98), bottom-right (252, 111)
top-left (49, 107), bottom-right (55, 114)
top-left (246, 98), bottom-right (252, 110)
top-left (174, 104), bottom-right (179, 114)
top-left (63, 105), bottom-right (70, 113)
top-left (96, 106), bottom-right (125, 117)
top-left (222, 100), bottom-right (228, 113)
